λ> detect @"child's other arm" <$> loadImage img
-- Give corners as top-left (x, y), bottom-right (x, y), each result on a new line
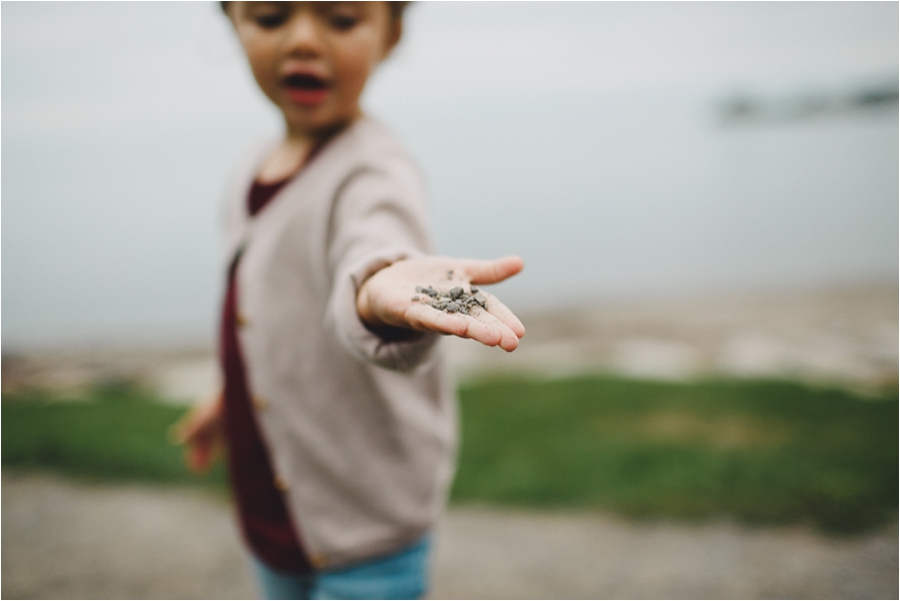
top-left (356, 255), bottom-right (525, 352)
top-left (169, 392), bottom-right (224, 474)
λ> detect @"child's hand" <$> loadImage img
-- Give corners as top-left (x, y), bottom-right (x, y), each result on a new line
top-left (169, 393), bottom-right (225, 474)
top-left (356, 255), bottom-right (526, 352)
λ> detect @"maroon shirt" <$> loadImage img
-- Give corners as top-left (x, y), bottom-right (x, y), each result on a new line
top-left (220, 177), bottom-right (312, 574)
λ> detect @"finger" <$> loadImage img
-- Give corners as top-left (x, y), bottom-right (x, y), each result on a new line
top-left (187, 444), bottom-right (212, 474)
top-left (405, 303), bottom-right (520, 351)
top-left (471, 318), bottom-right (520, 351)
top-left (450, 301), bottom-right (521, 350)
top-left (188, 433), bottom-right (223, 473)
top-left (461, 255), bottom-right (524, 286)
top-left (469, 305), bottom-right (521, 351)
top-left (179, 397), bottom-right (224, 441)
top-left (172, 416), bottom-right (203, 444)
top-left (481, 293), bottom-right (526, 339)
top-left (405, 303), bottom-right (487, 341)
top-left (408, 289), bottom-right (524, 342)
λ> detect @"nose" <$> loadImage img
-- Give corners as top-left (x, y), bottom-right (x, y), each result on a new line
top-left (283, 9), bottom-right (324, 59)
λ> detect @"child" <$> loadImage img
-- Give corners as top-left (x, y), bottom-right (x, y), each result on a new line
top-left (172, 2), bottom-right (524, 599)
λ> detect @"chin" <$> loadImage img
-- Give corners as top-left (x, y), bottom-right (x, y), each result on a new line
top-left (276, 87), bottom-right (351, 126)
top-left (286, 112), bottom-right (353, 137)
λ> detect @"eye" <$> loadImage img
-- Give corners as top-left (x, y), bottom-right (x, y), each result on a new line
top-left (329, 14), bottom-right (359, 31)
top-left (255, 12), bottom-right (288, 29)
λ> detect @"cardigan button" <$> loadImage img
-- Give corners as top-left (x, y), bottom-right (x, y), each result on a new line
top-left (236, 312), bottom-right (249, 327)
top-left (252, 395), bottom-right (268, 410)
top-left (309, 553), bottom-right (328, 569)
top-left (273, 474), bottom-right (289, 491)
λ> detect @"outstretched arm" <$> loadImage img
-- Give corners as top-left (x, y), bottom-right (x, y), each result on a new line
top-left (356, 255), bottom-right (526, 352)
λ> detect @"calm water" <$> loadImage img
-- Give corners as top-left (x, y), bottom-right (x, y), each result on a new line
top-left (2, 2), bottom-right (896, 350)
top-left (5, 106), bottom-right (895, 350)
top-left (408, 102), bottom-right (899, 308)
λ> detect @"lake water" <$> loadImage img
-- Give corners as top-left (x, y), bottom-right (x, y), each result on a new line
top-left (2, 2), bottom-right (896, 350)
top-left (394, 97), bottom-right (898, 309)
top-left (5, 104), bottom-right (895, 351)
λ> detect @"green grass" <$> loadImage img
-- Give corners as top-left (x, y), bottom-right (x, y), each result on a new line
top-left (1, 383), bottom-right (227, 490)
top-left (453, 376), bottom-right (898, 533)
top-left (3, 376), bottom-right (896, 533)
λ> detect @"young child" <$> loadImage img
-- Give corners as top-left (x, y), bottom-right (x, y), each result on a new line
top-left (173, 2), bottom-right (524, 599)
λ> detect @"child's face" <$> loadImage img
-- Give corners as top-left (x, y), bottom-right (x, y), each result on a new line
top-left (228, 2), bottom-right (399, 137)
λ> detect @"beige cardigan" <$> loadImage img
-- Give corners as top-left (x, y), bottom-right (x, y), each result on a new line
top-left (221, 116), bottom-right (457, 569)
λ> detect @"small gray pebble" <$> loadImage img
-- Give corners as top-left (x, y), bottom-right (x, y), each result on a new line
top-left (418, 282), bottom-right (493, 315)
top-left (411, 296), bottom-right (420, 302)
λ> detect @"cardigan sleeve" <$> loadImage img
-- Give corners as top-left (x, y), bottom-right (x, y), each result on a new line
top-left (323, 156), bottom-right (441, 372)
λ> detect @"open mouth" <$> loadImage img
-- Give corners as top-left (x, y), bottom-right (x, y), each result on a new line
top-left (283, 74), bottom-right (330, 105)
top-left (284, 74), bottom-right (328, 91)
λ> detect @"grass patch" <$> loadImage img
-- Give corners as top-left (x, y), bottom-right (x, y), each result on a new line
top-left (452, 376), bottom-right (898, 533)
top-left (1, 384), bottom-right (227, 490)
top-left (3, 376), bottom-right (896, 533)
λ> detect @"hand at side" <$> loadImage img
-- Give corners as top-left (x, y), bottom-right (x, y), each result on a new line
top-left (169, 392), bottom-right (225, 474)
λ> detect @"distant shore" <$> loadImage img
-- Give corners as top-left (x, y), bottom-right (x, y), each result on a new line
top-left (3, 283), bottom-right (896, 402)
top-left (453, 282), bottom-right (898, 391)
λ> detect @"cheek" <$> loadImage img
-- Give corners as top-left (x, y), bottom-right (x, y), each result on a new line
top-left (334, 46), bottom-right (381, 97)
top-left (241, 39), bottom-right (281, 96)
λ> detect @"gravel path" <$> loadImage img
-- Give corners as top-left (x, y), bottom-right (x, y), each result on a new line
top-left (3, 472), bottom-right (897, 599)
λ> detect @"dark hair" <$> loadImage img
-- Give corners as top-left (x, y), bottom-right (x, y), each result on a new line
top-left (219, 2), bottom-right (411, 20)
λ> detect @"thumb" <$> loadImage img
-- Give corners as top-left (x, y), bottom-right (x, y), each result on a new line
top-left (464, 255), bottom-right (524, 285)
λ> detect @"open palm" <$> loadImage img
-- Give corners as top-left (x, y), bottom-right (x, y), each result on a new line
top-left (356, 255), bottom-right (526, 351)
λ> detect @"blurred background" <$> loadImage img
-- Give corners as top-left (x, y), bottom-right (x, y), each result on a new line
top-left (3, 2), bottom-right (897, 599)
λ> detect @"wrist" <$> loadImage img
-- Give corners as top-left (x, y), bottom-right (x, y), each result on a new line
top-left (355, 280), bottom-right (383, 328)
top-left (355, 273), bottom-right (422, 342)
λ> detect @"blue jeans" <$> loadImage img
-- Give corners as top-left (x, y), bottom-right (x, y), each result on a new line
top-left (252, 536), bottom-right (431, 600)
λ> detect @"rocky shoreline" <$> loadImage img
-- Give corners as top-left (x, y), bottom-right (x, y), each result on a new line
top-left (3, 284), bottom-right (896, 402)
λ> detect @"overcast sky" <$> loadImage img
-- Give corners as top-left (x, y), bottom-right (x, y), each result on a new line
top-left (3, 2), bottom-right (897, 349)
